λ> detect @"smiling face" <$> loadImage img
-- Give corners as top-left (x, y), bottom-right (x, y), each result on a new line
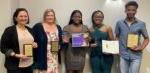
top-left (72, 12), bottom-right (82, 24)
top-left (15, 11), bottom-right (29, 25)
top-left (44, 11), bottom-right (55, 24)
top-left (93, 11), bottom-right (104, 26)
top-left (125, 5), bottom-right (137, 19)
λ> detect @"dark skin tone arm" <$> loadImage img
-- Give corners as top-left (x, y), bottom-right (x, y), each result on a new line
top-left (115, 33), bottom-right (149, 51)
top-left (133, 37), bottom-right (149, 51)
top-left (90, 25), bottom-right (114, 47)
top-left (107, 26), bottom-right (114, 40)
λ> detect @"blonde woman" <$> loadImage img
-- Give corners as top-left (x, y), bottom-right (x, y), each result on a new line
top-left (32, 9), bottom-right (63, 73)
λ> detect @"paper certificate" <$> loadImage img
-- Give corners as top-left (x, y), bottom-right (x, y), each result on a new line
top-left (23, 44), bottom-right (33, 57)
top-left (51, 41), bottom-right (59, 52)
top-left (102, 40), bottom-right (119, 54)
top-left (127, 34), bottom-right (138, 49)
top-left (72, 33), bottom-right (89, 47)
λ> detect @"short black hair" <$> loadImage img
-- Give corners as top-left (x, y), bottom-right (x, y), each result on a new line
top-left (13, 8), bottom-right (29, 25)
top-left (68, 10), bottom-right (83, 25)
top-left (125, 1), bottom-right (138, 9)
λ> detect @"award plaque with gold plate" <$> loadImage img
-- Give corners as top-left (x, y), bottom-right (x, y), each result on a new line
top-left (23, 44), bottom-right (33, 57)
top-left (51, 41), bottom-right (59, 52)
top-left (127, 33), bottom-right (138, 49)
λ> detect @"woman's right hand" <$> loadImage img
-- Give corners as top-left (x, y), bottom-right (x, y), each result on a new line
top-left (32, 42), bottom-right (38, 48)
top-left (15, 54), bottom-right (28, 60)
top-left (63, 35), bottom-right (70, 43)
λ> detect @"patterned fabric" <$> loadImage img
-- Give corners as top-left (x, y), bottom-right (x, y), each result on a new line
top-left (46, 32), bottom-right (59, 73)
top-left (34, 32), bottom-right (59, 73)
top-left (32, 23), bottom-right (63, 70)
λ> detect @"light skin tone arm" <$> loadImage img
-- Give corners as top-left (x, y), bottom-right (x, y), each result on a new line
top-left (32, 42), bottom-right (38, 48)
top-left (15, 54), bottom-right (28, 60)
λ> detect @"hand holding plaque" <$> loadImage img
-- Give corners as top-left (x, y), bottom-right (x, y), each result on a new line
top-left (23, 44), bottom-right (33, 57)
top-left (127, 33), bottom-right (138, 49)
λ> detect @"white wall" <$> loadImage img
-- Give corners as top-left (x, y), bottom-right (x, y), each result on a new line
top-left (0, 0), bottom-right (19, 73)
top-left (0, 0), bottom-right (11, 73)
top-left (18, 0), bottom-right (105, 27)
top-left (137, 0), bottom-right (150, 73)
top-left (0, 0), bottom-right (150, 73)
top-left (18, 0), bottom-right (126, 28)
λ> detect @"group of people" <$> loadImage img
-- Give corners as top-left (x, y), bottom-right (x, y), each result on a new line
top-left (0, 1), bottom-right (149, 73)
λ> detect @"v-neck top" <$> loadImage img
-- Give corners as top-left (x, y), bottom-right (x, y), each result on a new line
top-left (17, 26), bottom-right (34, 67)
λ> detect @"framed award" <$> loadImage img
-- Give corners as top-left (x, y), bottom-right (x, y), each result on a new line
top-left (102, 40), bottom-right (119, 54)
top-left (72, 33), bottom-right (89, 47)
top-left (127, 33), bottom-right (138, 49)
top-left (23, 44), bottom-right (33, 57)
top-left (51, 41), bottom-right (59, 52)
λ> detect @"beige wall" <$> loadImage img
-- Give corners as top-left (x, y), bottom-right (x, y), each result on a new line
top-left (0, 0), bottom-right (150, 73)
top-left (138, 0), bottom-right (150, 73)
top-left (0, 0), bottom-right (19, 73)
top-left (0, 0), bottom-right (11, 73)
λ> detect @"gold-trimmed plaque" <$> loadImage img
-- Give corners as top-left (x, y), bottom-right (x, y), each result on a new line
top-left (127, 33), bottom-right (138, 49)
top-left (51, 41), bottom-right (59, 52)
top-left (23, 44), bottom-right (33, 57)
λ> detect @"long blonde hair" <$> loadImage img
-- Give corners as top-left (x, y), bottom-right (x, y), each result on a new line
top-left (43, 9), bottom-right (56, 24)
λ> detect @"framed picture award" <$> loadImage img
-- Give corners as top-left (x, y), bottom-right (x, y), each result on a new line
top-left (127, 33), bottom-right (138, 49)
top-left (72, 33), bottom-right (89, 47)
top-left (51, 41), bottom-right (59, 52)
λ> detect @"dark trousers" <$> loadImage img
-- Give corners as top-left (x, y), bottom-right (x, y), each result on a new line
top-left (7, 66), bottom-right (32, 73)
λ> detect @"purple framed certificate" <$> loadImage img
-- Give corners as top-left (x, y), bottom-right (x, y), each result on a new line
top-left (72, 33), bottom-right (89, 47)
